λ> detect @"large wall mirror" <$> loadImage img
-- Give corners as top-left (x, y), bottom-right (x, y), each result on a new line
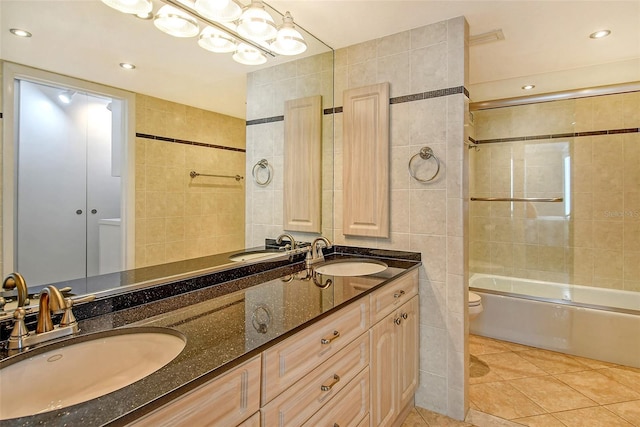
top-left (0, 0), bottom-right (334, 308)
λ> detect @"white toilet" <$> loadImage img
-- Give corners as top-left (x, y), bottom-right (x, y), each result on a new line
top-left (469, 292), bottom-right (483, 320)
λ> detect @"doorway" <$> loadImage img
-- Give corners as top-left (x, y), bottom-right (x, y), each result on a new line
top-left (16, 80), bottom-right (123, 286)
top-left (2, 63), bottom-right (136, 291)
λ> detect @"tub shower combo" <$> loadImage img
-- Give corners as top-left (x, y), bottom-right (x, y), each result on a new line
top-left (468, 88), bottom-right (640, 368)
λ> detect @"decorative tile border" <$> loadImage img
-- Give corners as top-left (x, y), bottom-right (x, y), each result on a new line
top-left (245, 115), bottom-right (284, 126)
top-left (246, 85), bottom-right (469, 126)
top-left (136, 132), bottom-right (246, 153)
top-left (475, 127), bottom-right (640, 144)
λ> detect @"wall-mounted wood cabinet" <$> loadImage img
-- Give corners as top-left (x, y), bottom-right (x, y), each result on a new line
top-left (283, 95), bottom-right (322, 233)
top-left (342, 83), bottom-right (390, 238)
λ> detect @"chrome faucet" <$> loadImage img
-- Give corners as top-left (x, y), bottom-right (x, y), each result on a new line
top-left (276, 233), bottom-right (297, 250)
top-left (7, 283), bottom-right (95, 352)
top-left (306, 237), bottom-right (332, 266)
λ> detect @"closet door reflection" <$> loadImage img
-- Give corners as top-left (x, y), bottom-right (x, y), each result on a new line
top-left (16, 80), bottom-right (121, 287)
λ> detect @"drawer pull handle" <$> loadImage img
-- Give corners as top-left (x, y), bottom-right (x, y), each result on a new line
top-left (394, 290), bottom-right (406, 299)
top-left (402, 312), bottom-right (408, 320)
top-left (321, 330), bottom-right (340, 345)
top-left (321, 374), bottom-right (340, 391)
top-left (394, 317), bottom-right (402, 325)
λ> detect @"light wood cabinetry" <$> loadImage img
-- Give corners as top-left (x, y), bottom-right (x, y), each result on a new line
top-left (262, 333), bottom-right (370, 426)
top-left (262, 298), bottom-right (369, 404)
top-left (301, 367), bottom-right (370, 427)
top-left (342, 83), bottom-right (390, 238)
top-left (370, 270), bottom-right (419, 324)
top-left (129, 268), bottom-right (419, 427)
top-left (130, 356), bottom-right (261, 427)
top-left (370, 272), bottom-right (419, 427)
top-left (283, 95), bottom-right (322, 233)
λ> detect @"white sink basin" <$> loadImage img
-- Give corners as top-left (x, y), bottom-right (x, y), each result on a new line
top-left (229, 250), bottom-right (284, 262)
top-left (314, 259), bottom-right (388, 276)
top-left (0, 327), bottom-right (186, 420)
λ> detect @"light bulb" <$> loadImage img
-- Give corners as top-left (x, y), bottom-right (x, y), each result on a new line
top-left (195, 0), bottom-right (241, 22)
top-left (232, 43), bottom-right (267, 65)
top-left (101, 0), bottom-right (152, 15)
top-left (270, 12), bottom-right (307, 55)
top-left (237, 1), bottom-right (277, 41)
top-left (154, 5), bottom-right (199, 38)
top-left (198, 26), bottom-right (237, 53)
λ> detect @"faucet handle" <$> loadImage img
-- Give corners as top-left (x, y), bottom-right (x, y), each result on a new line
top-left (8, 308), bottom-right (30, 350)
top-left (60, 295), bottom-right (96, 328)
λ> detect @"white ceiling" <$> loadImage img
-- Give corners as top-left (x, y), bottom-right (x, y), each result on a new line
top-left (2, 0), bottom-right (639, 118)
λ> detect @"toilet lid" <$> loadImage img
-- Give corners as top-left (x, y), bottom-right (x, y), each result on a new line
top-left (469, 292), bottom-right (481, 306)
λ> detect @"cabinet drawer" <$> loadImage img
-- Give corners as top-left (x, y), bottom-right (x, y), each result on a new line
top-left (262, 298), bottom-right (369, 404)
top-left (130, 356), bottom-right (261, 427)
top-left (301, 367), bottom-right (370, 427)
top-left (370, 269), bottom-right (418, 324)
top-left (262, 332), bottom-right (369, 426)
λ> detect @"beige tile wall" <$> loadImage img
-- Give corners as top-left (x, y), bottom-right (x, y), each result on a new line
top-left (135, 94), bottom-right (246, 267)
top-left (331, 17), bottom-right (470, 420)
top-left (471, 91), bottom-right (640, 292)
top-left (245, 52), bottom-right (334, 247)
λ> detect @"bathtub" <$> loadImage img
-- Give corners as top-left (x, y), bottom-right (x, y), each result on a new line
top-left (469, 273), bottom-right (640, 368)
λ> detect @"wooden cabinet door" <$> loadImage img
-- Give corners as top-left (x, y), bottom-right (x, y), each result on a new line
top-left (284, 95), bottom-right (322, 233)
top-left (342, 82), bottom-right (390, 238)
top-left (398, 296), bottom-right (419, 410)
top-left (370, 314), bottom-right (398, 427)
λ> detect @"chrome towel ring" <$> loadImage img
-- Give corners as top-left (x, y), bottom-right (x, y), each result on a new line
top-left (408, 146), bottom-right (441, 183)
top-left (252, 159), bottom-right (273, 186)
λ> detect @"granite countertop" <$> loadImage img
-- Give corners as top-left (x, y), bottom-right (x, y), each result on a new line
top-left (0, 248), bottom-right (420, 426)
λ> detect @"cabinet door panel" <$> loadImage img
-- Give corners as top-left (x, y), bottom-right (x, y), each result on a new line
top-left (284, 95), bottom-right (322, 233)
top-left (398, 296), bottom-right (419, 409)
top-left (370, 315), bottom-right (398, 427)
top-left (342, 82), bottom-right (390, 237)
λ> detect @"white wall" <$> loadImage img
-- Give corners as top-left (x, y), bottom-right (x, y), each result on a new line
top-left (17, 80), bottom-right (120, 286)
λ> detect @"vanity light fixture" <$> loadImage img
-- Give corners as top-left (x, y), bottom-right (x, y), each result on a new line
top-left (236, 0), bottom-right (277, 41)
top-left (270, 11), bottom-right (307, 55)
top-left (10, 28), bottom-right (32, 38)
top-left (101, 0), bottom-right (152, 15)
top-left (233, 43), bottom-right (267, 65)
top-left (522, 84), bottom-right (535, 90)
top-left (120, 62), bottom-right (136, 69)
top-left (195, 0), bottom-right (242, 23)
top-left (100, 0), bottom-right (308, 65)
top-left (154, 5), bottom-right (200, 38)
top-left (58, 90), bottom-right (76, 104)
top-left (589, 29), bottom-right (611, 39)
top-left (198, 26), bottom-right (237, 52)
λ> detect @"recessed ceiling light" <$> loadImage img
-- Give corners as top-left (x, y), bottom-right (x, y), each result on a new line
top-left (10, 28), bottom-right (32, 38)
top-left (589, 29), bottom-right (611, 39)
top-left (522, 84), bottom-right (535, 90)
top-left (120, 62), bottom-right (136, 70)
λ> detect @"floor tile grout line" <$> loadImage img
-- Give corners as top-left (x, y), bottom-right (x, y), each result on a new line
top-left (469, 335), bottom-right (640, 426)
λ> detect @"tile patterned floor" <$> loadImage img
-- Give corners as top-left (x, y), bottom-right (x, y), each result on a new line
top-left (402, 334), bottom-right (640, 426)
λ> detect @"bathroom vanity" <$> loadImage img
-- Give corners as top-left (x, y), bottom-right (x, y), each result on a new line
top-left (0, 247), bottom-right (421, 427)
